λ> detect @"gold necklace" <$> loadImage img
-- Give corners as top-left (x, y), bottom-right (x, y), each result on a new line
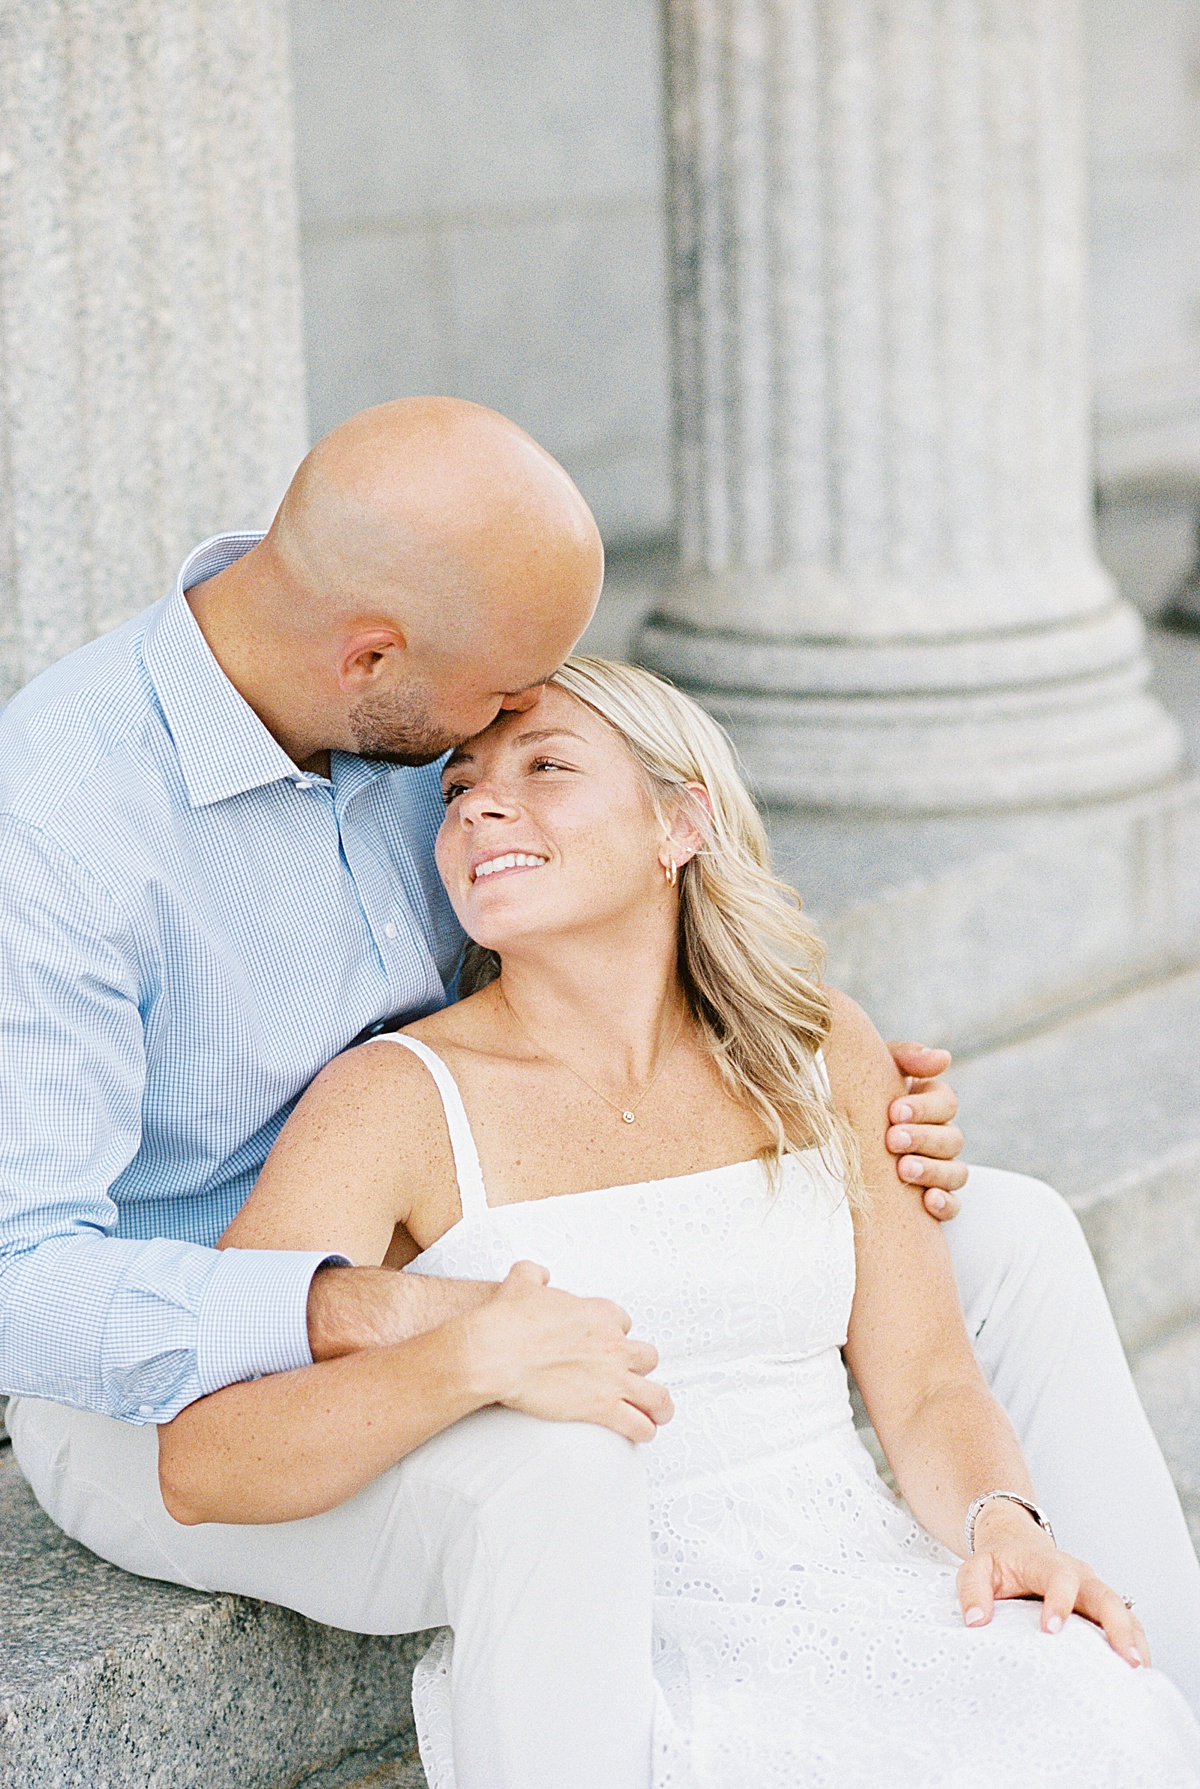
top-left (500, 989), bottom-right (686, 1125)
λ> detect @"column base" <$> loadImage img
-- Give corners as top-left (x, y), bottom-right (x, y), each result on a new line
top-left (637, 608), bottom-right (1183, 812)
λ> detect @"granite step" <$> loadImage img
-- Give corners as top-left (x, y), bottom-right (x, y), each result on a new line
top-left (0, 1450), bottom-right (436, 1789)
top-left (326, 1761), bottom-right (426, 1789)
top-left (951, 964), bottom-right (1200, 1354)
top-left (296, 1747), bottom-right (427, 1789)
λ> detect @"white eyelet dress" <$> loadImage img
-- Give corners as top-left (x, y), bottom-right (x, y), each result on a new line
top-left (386, 1037), bottom-right (1200, 1789)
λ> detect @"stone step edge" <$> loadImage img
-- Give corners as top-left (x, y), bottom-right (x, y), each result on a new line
top-left (815, 773), bottom-right (1200, 1057)
top-left (0, 1458), bottom-right (435, 1789)
top-left (0, 1589), bottom-right (433, 1789)
top-left (1027, 1137), bottom-right (1200, 1356)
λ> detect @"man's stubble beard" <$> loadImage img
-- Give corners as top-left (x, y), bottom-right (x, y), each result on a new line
top-left (348, 684), bottom-right (461, 767)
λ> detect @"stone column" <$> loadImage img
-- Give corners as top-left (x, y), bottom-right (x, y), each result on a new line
top-left (640, 0), bottom-right (1182, 810)
top-left (0, 0), bottom-right (308, 703)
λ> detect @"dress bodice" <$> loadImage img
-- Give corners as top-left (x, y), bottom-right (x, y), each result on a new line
top-left (393, 1034), bottom-right (862, 1485)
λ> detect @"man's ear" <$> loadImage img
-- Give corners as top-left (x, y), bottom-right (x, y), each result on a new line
top-left (659, 781), bottom-right (712, 872)
top-left (336, 627), bottom-right (406, 693)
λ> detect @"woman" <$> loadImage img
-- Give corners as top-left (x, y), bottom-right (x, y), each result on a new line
top-left (160, 656), bottom-right (1200, 1786)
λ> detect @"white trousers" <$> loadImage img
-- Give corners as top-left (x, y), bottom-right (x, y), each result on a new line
top-left (9, 1167), bottom-right (1200, 1789)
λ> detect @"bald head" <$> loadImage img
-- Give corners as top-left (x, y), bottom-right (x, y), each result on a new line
top-left (271, 397), bottom-right (601, 657)
top-left (193, 398), bottom-right (604, 771)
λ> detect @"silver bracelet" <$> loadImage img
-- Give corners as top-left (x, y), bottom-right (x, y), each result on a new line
top-left (965, 1491), bottom-right (1056, 1555)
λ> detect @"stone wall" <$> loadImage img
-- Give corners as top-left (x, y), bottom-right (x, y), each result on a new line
top-left (0, 0), bottom-right (308, 704)
top-left (291, 0), bottom-right (1200, 563)
top-left (290, 0), bottom-right (673, 547)
top-left (1087, 0), bottom-right (1200, 486)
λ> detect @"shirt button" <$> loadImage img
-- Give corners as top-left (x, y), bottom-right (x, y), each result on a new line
top-left (384, 923), bottom-right (397, 939)
top-left (138, 1404), bottom-right (153, 1417)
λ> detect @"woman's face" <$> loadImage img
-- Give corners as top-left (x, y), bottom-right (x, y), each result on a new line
top-left (435, 684), bottom-right (669, 955)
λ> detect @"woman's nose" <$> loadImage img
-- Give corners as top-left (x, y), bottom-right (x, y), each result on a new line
top-left (458, 780), bottom-right (517, 823)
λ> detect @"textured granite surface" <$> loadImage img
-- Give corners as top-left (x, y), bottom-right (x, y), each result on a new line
top-left (0, 0), bottom-right (308, 704)
top-left (301, 1748), bottom-right (426, 1789)
top-left (0, 1456), bottom-right (435, 1789)
top-left (953, 965), bottom-right (1200, 1349)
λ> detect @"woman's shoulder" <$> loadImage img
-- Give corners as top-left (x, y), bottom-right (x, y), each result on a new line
top-left (820, 985), bottom-right (905, 1114)
top-left (395, 988), bottom-right (518, 1073)
top-left (399, 986), bottom-right (494, 1047)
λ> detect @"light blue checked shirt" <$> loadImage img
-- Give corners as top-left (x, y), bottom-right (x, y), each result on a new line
top-left (0, 533), bottom-right (465, 1423)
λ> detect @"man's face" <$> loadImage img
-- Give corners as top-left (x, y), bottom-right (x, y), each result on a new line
top-left (346, 637), bottom-right (567, 766)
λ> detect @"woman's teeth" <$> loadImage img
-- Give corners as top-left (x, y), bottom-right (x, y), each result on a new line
top-left (472, 852), bottom-right (548, 881)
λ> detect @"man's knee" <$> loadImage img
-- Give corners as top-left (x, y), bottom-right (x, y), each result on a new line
top-left (404, 1406), bottom-right (646, 1523)
top-left (402, 1409), bottom-right (650, 1605)
top-left (944, 1165), bottom-right (1104, 1345)
top-left (955, 1164), bottom-right (1089, 1270)
top-left (480, 1413), bottom-right (647, 1526)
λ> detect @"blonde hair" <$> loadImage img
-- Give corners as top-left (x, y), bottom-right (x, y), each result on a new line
top-left (457, 654), bottom-right (861, 1203)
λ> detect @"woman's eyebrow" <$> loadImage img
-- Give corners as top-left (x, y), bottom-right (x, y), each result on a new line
top-left (508, 727), bottom-right (586, 748)
top-left (442, 727), bottom-right (585, 779)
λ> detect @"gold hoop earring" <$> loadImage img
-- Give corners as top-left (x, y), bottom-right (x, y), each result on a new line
top-left (665, 859), bottom-right (678, 887)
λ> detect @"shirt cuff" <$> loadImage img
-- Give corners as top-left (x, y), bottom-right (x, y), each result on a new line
top-left (194, 1247), bottom-right (349, 1396)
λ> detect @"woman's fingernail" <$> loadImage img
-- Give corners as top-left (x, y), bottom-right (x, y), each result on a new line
top-left (1127, 1649), bottom-right (1142, 1667)
top-left (964, 1607), bottom-right (986, 1626)
top-left (927, 1191), bottom-right (946, 1213)
top-left (1046, 1614), bottom-right (1063, 1634)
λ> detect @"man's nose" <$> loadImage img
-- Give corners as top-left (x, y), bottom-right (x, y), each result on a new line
top-left (498, 685), bottom-right (546, 714)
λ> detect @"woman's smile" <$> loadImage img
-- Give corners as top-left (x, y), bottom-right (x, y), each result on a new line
top-left (470, 850), bottom-right (550, 883)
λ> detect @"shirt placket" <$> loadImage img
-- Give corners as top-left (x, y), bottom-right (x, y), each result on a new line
top-left (328, 771), bottom-right (445, 1019)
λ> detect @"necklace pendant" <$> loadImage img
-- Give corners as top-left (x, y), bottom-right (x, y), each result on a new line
top-left (622, 1110), bottom-right (635, 1125)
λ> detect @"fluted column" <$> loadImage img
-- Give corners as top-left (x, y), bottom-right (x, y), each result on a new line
top-left (641, 0), bottom-right (1181, 810)
top-left (0, 1), bottom-right (308, 702)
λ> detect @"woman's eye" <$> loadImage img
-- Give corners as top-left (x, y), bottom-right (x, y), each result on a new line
top-left (531, 757), bottom-right (567, 773)
top-left (442, 782), bottom-right (469, 807)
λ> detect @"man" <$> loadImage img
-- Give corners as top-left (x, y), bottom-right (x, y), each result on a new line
top-left (1, 400), bottom-right (1196, 1784)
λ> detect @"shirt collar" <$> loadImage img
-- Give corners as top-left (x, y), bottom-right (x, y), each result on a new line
top-left (142, 532), bottom-right (309, 809)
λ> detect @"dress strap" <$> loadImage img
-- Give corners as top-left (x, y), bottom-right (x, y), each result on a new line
top-left (376, 1035), bottom-right (490, 1221)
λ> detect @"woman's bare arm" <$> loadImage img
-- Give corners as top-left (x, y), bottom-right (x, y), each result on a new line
top-left (159, 1260), bottom-right (668, 1523)
top-left (220, 1039), bottom-right (451, 1261)
top-left (158, 1041), bottom-right (671, 1523)
top-left (825, 989), bottom-right (1147, 1663)
top-left (825, 992), bottom-right (1031, 1546)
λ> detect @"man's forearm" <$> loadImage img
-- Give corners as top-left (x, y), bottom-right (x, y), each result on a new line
top-left (0, 1232), bottom-right (331, 1423)
top-left (162, 1261), bottom-right (670, 1524)
top-left (306, 1261), bottom-right (497, 1360)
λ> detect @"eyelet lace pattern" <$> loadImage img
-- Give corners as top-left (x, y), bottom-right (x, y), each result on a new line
top-left (409, 1154), bottom-right (1200, 1787)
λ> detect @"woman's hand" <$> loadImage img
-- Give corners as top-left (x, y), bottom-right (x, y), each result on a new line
top-left (957, 1501), bottom-right (1150, 1667)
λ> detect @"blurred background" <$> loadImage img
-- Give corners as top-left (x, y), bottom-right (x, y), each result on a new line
top-left (293, 0), bottom-right (1200, 613)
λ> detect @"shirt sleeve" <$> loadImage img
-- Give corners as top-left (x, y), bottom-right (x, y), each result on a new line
top-left (0, 816), bottom-right (341, 1423)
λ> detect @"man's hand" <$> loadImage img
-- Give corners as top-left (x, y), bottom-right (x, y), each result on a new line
top-left (885, 1042), bottom-right (967, 1220)
top-left (462, 1261), bottom-right (674, 1443)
